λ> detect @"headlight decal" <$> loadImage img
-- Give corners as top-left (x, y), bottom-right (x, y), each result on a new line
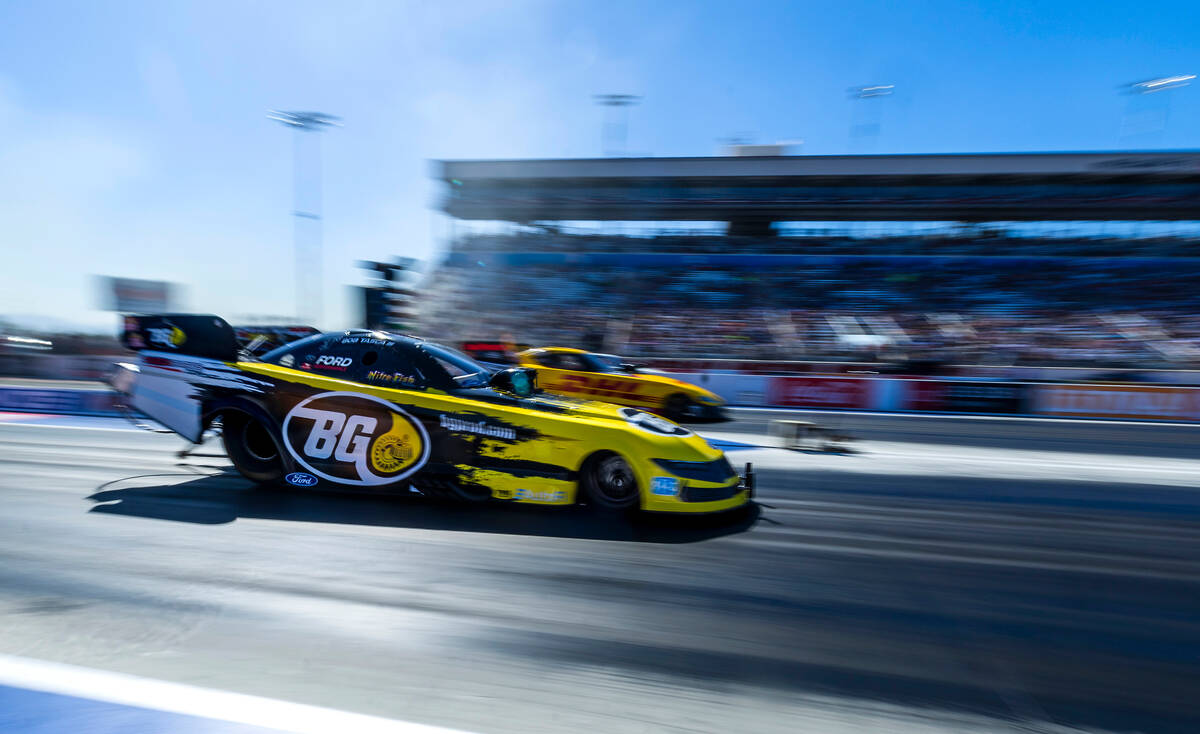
top-left (619, 407), bottom-right (692, 437)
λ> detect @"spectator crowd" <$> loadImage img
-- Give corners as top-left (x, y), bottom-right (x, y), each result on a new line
top-left (417, 233), bottom-right (1200, 367)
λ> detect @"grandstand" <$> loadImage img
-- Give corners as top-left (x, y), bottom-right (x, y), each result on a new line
top-left (420, 151), bottom-right (1200, 368)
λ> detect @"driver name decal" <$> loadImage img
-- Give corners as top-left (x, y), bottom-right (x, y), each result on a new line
top-left (283, 392), bottom-right (429, 485)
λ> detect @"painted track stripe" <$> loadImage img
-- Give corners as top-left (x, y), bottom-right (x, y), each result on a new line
top-left (0, 654), bottom-right (476, 734)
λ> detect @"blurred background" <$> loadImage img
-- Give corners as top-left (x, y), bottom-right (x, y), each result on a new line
top-left (8, 5), bottom-right (1200, 734)
top-left (3, 1), bottom-right (1200, 385)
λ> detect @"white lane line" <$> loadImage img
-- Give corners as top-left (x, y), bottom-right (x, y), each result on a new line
top-left (754, 500), bottom-right (1200, 538)
top-left (728, 537), bottom-right (1200, 582)
top-left (0, 653), bottom-right (477, 734)
top-left (746, 523), bottom-right (1200, 565)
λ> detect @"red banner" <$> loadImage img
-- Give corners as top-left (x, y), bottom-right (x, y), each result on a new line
top-left (767, 377), bottom-right (870, 409)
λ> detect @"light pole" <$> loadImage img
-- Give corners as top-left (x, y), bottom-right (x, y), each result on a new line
top-left (847, 84), bottom-right (893, 153)
top-left (593, 94), bottom-right (640, 157)
top-left (267, 110), bottom-right (341, 327)
top-left (1119, 75), bottom-right (1193, 145)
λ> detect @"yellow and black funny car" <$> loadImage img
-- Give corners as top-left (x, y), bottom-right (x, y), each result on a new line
top-left (110, 315), bottom-right (752, 515)
top-left (515, 347), bottom-right (729, 422)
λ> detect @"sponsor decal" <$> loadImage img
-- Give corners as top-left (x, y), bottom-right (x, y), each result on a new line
top-left (282, 392), bottom-right (430, 486)
top-left (651, 476), bottom-right (680, 497)
top-left (313, 355), bottom-right (353, 371)
top-left (556, 374), bottom-right (642, 401)
top-left (619, 407), bottom-right (692, 437)
top-left (147, 321), bottom-right (187, 349)
top-left (284, 472), bottom-right (318, 487)
top-left (515, 488), bottom-right (565, 502)
top-left (367, 369), bottom-right (415, 386)
top-left (439, 414), bottom-right (517, 440)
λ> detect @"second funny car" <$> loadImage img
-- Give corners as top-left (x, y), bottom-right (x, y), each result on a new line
top-left (463, 343), bottom-right (729, 422)
top-left (112, 316), bottom-right (752, 516)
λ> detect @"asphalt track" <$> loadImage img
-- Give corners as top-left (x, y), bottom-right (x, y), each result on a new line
top-left (1, 410), bottom-right (1200, 733)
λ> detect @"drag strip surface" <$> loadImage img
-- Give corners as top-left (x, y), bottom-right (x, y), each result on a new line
top-left (0, 415), bottom-right (1199, 733)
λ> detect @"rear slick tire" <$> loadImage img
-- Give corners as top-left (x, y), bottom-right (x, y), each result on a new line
top-left (221, 412), bottom-right (284, 484)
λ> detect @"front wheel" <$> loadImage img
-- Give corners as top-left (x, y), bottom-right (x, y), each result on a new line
top-left (582, 453), bottom-right (640, 510)
top-left (663, 393), bottom-right (692, 422)
top-left (221, 412), bottom-right (284, 483)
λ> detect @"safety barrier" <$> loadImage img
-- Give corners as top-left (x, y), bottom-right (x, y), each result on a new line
top-left (676, 373), bottom-right (1200, 422)
top-left (5, 377), bottom-right (1200, 424)
top-left (0, 387), bottom-right (122, 417)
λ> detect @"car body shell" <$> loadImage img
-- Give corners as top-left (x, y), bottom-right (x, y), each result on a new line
top-left (114, 318), bottom-right (749, 514)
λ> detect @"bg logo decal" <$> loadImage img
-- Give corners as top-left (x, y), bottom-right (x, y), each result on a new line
top-left (282, 392), bottom-right (429, 486)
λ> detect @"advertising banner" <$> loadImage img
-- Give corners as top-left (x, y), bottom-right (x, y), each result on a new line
top-left (895, 379), bottom-right (941, 411)
top-left (767, 377), bottom-right (870, 409)
top-left (939, 381), bottom-right (1028, 414)
top-left (0, 388), bottom-right (120, 416)
top-left (1034, 384), bottom-right (1200, 421)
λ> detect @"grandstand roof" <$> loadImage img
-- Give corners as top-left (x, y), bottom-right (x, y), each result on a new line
top-left (435, 151), bottom-right (1200, 224)
top-left (440, 151), bottom-right (1200, 181)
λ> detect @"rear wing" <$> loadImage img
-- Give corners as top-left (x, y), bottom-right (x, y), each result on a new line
top-left (121, 314), bottom-right (239, 361)
top-left (116, 314), bottom-right (282, 442)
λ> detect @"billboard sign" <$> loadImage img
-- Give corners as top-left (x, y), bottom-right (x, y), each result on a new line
top-left (99, 276), bottom-right (174, 313)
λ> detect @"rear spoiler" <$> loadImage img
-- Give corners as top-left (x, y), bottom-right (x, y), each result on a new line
top-left (121, 314), bottom-right (239, 361)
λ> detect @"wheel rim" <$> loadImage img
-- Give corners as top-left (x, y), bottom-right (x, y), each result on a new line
top-left (591, 455), bottom-right (638, 506)
top-left (243, 421), bottom-right (278, 462)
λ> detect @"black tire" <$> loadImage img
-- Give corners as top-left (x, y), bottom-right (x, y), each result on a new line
top-left (663, 393), bottom-right (691, 422)
top-left (221, 411), bottom-right (284, 483)
top-left (582, 452), bottom-right (640, 510)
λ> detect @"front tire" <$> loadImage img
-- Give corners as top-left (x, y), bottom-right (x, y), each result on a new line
top-left (663, 393), bottom-right (692, 422)
top-left (582, 452), bottom-right (640, 510)
top-left (221, 412), bottom-right (284, 483)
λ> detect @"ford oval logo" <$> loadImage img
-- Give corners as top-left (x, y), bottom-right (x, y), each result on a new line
top-left (284, 472), bottom-right (318, 487)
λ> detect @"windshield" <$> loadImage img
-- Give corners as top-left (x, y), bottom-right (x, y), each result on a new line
top-left (258, 333), bottom-right (327, 364)
top-left (583, 353), bottom-right (627, 373)
top-left (422, 343), bottom-right (491, 388)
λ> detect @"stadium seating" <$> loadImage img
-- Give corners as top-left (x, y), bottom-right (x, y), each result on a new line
top-left (418, 233), bottom-right (1200, 368)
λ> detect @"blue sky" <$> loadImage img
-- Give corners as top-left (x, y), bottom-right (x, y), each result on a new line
top-left (2, 0), bottom-right (1199, 330)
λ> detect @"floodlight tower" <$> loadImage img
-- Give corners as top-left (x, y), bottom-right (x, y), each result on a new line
top-left (593, 94), bottom-right (641, 157)
top-left (847, 84), bottom-right (893, 153)
top-left (268, 110), bottom-right (341, 327)
top-left (1119, 75), bottom-right (1194, 145)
